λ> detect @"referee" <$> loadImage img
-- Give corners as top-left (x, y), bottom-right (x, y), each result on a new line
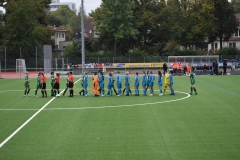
top-left (68, 72), bottom-right (74, 97)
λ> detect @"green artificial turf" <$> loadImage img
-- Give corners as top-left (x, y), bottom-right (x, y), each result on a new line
top-left (0, 75), bottom-right (239, 160)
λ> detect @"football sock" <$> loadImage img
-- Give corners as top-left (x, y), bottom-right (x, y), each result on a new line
top-left (24, 90), bottom-right (27, 95)
top-left (44, 91), bottom-right (47, 97)
top-left (193, 87), bottom-right (197, 93)
top-left (190, 87), bottom-right (193, 93)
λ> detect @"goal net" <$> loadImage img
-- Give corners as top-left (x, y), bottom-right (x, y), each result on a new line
top-left (16, 59), bottom-right (27, 73)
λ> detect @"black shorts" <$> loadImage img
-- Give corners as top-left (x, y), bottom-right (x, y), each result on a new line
top-left (69, 82), bottom-right (73, 88)
top-left (42, 83), bottom-right (46, 89)
top-left (54, 83), bottom-right (59, 89)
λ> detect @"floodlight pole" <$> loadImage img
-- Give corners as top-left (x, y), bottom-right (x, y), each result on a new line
top-left (81, 0), bottom-right (85, 73)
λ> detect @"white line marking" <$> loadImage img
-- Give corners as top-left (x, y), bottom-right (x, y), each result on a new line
top-left (0, 78), bottom-right (82, 148)
top-left (0, 91), bottom-right (190, 111)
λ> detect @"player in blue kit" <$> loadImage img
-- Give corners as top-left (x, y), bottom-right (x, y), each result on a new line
top-left (134, 72), bottom-right (140, 96)
top-left (107, 72), bottom-right (113, 96)
top-left (99, 71), bottom-right (105, 96)
top-left (125, 72), bottom-right (130, 96)
top-left (158, 71), bottom-right (163, 96)
top-left (83, 72), bottom-right (88, 97)
top-left (148, 71), bottom-right (155, 96)
top-left (116, 71), bottom-right (122, 96)
top-left (169, 70), bottom-right (175, 95)
top-left (142, 71), bottom-right (147, 96)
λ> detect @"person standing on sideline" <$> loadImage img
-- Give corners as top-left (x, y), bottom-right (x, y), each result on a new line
top-left (53, 73), bottom-right (60, 97)
top-left (172, 61), bottom-right (178, 75)
top-left (223, 60), bottom-right (227, 75)
top-left (116, 71), bottom-right (122, 96)
top-left (125, 72), bottom-right (130, 96)
top-left (107, 72), bottom-right (113, 96)
top-left (190, 68), bottom-right (197, 95)
top-left (41, 73), bottom-right (47, 97)
top-left (158, 71), bottom-right (163, 96)
top-left (24, 72), bottom-right (30, 97)
top-left (34, 72), bottom-right (41, 97)
top-left (169, 70), bottom-right (175, 95)
top-left (50, 71), bottom-right (55, 96)
top-left (63, 72), bottom-right (69, 96)
top-left (83, 72), bottom-right (88, 97)
top-left (134, 72), bottom-right (140, 96)
top-left (148, 71), bottom-right (155, 96)
top-left (142, 71), bottom-right (147, 96)
top-left (92, 72), bottom-right (99, 96)
top-left (177, 62), bottom-right (182, 76)
top-left (163, 62), bottom-right (168, 76)
top-left (68, 71), bottom-right (74, 97)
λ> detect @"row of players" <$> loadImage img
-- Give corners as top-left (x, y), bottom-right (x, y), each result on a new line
top-left (24, 69), bottom-right (198, 97)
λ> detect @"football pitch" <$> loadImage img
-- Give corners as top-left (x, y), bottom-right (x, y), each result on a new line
top-left (0, 75), bottom-right (240, 160)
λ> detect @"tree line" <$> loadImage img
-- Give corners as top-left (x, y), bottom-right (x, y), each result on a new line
top-left (0, 0), bottom-right (240, 59)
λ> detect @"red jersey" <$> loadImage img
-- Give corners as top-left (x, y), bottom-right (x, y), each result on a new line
top-left (69, 75), bottom-right (74, 82)
top-left (41, 76), bottom-right (46, 83)
top-left (55, 76), bottom-right (60, 83)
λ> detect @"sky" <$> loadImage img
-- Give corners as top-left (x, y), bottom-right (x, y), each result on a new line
top-left (0, 0), bottom-right (102, 15)
top-left (60, 0), bottom-right (102, 15)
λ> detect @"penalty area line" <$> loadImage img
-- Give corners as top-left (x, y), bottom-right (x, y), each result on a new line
top-left (0, 78), bottom-right (81, 148)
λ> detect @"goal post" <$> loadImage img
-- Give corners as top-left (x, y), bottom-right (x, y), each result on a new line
top-left (16, 59), bottom-right (27, 73)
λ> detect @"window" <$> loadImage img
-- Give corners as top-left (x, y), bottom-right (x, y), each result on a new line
top-left (235, 29), bottom-right (240, 37)
top-left (214, 43), bottom-right (218, 49)
top-left (229, 42), bottom-right (236, 48)
top-left (62, 34), bottom-right (64, 38)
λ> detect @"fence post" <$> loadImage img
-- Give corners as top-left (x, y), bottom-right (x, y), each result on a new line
top-left (36, 46), bottom-right (37, 71)
top-left (0, 61), bottom-right (1, 78)
top-left (5, 46), bottom-right (6, 71)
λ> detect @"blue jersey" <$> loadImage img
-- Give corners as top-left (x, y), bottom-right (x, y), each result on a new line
top-left (135, 76), bottom-right (139, 86)
top-left (158, 75), bottom-right (162, 84)
top-left (99, 74), bottom-right (104, 83)
top-left (142, 74), bottom-right (147, 83)
top-left (108, 76), bottom-right (113, 85)
top-left (83, 75), bottom-right (88, 85)
top-left (117, 74), bottom-right (122, 83)
top-left (169, 73), bottom-right (173, 85)
top-left (149, 74), bottom-right (155, 83)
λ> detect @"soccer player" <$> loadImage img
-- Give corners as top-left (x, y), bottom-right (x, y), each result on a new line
top-left (111, 72), bottom-right (118, 95)
top-left (92, 72), bottom-right (99, 96)
top-left (63, 72), bottom-right (69, 96)
top-left (50, 71), bottom-right (55, 96)
top-left (24, 72), bottom-right (30, 97)
top-left (169, 70), bottom-right (175, 95)
top-left (142, 71), bottom-right (147, 96)
top-left (41, 73), bottom-right (47, 97)
top-left (134, 72), bottom-right (139, 96)
top-left (53, 73), bottom-right (60, 97)
top-left (190, 68), bottom-right (198, 95)
top-left (79, 73), bottom-right (85, 96)
top-left (68, 71), bottom-right (74, 97)
top-left (125, 72), bottom-right (130, 96)
top-left (148, 71), bottom-right (155, 96)
top-left (83, 72), bottom-right (88, 97)
top-left (146, 71), bottom-right (150, 93)
top-left (107, 72), bottom-right (113, 96)
top-left (99, 71), bottom-right (105, 96)
top-left (163, 70), bottom-right (170, 95)
top-left (116, 71), bottom-right (122, 96)
top-left (158, 71), bottom-right (163, 96)
top-left (34, 72), bottom-right (41, 97)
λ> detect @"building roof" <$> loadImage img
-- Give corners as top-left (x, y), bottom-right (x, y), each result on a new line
top-left (84, 17), bottom-right (95, 38)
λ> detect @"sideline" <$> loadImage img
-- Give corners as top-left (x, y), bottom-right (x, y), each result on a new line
top-left (196, 78), bottom-right (240, 98)
top-left (0, 78), bottom-right (82, 148)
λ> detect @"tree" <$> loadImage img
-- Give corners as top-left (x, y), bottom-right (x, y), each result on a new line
top-left (209, 0), bottom-right (238, 49)
top-left (231, 0), bottom-right (240, 13)
top-left (91, 0), bottom-right (138, 55)
top-left (2, 0), bottom-right (53, 57)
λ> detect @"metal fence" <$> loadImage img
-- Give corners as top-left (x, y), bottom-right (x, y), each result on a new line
top-left (0, 46), bottom-right (240, 71)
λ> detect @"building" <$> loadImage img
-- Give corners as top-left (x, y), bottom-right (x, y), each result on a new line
top-left (49, 0), bottom-right (76, 12)
top-left (48, 25), bottom-right (71, 55)
top-left (208, 14), bottom-right (240, 51)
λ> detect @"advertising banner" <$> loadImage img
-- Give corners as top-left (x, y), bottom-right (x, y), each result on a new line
top-left (114, 63), bottom-right (164, 68)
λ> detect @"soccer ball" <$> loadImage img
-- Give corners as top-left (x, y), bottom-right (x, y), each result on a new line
top-left (56, 94), bottom-right (60, 97)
